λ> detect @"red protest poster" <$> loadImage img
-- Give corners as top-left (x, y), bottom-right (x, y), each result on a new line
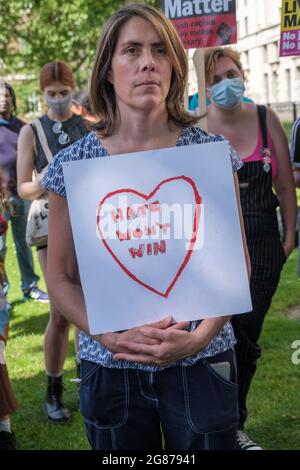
top-left (161, 0), bottom-right (237, 49)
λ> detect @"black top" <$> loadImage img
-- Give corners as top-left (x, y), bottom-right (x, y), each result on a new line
top-left (291, 117), bottom-right (300, 168)
top-left (238, 106), bottom-right (280, 240)
top-left (31, 113), bottom-right (88, 173)
top-left (0, 116), bottom-right (24, 195)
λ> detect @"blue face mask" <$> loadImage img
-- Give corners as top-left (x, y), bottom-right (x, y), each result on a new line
top-left (210, 77), bottom-right (245, 109)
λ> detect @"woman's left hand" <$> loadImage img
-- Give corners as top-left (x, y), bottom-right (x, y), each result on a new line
top-left (112, 323), bottom-right (201, 365)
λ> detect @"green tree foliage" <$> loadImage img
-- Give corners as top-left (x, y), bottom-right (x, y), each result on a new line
top-left (0, 0), bottom-right (126, 83)
top-left (0, 0), bottom-right (162, 115)
top-left (0, 1), bottom-right (161, 78)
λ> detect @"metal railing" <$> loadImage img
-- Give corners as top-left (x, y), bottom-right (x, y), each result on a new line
top-left (267, 102), bottom-right (300, 122)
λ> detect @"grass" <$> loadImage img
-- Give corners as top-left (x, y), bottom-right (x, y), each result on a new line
top-left (246, 249), bottom-right (300, 450)
top-left (283, 121), bottom-right (294, 141)
top-left (4, 228), bottom-right (300, 450)
top-left (5, 227), bottom-right (89, 450)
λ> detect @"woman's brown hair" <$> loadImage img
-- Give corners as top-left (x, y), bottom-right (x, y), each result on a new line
top-left (205, 47), bottom-right (244, 86)
top-left (89, 3), bottom-right (199, 137)
top-left (39, 61), bottom-right (75, 91)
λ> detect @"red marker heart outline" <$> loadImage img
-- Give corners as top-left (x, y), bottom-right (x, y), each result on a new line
top-left (96, 176), bottom-right (201, 298)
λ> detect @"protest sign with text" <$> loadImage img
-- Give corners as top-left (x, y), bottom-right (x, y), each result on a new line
top-left (160, 0), bottom-right (237, 49)
top-left (280, 0), bottom-right (300, 57)
top-left (63, 142), bottom-right (251, 334)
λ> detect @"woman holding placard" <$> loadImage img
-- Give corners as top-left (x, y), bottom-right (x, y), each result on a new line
top-left (205, 47), bottom-right (297, 450)
top-left (42, 4), bottom-right (250, 450)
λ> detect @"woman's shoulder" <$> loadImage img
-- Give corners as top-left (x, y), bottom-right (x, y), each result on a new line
top-left (71, 113), bottom-right (85, 125)
top-left (180, 126), bottom-right (242, 172)
top-left (67, 113), bottom-right (88, 131)
top-left (292, 116), bottom-right (300, 130)
top-left (18, 121), bottom-right (34, 142)
top-left (179, 125), bottom-right (226, 146)
top-left (53, 132), bottom-right (103, 163)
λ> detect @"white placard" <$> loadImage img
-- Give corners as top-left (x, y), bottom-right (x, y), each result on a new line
top-left (63, 141), bottom-right (251, 334)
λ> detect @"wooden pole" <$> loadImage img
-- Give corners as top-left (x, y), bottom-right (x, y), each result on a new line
top-left (184, 50), bottom-right (189, 110)
top-left (193, 49), bottom-right (207, 131)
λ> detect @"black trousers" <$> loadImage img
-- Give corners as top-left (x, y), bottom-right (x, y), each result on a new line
top-left (231, 237), bottom-right (286, 427)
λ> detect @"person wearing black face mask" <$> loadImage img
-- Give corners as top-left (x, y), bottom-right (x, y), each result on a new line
top-left (205, 47), bottom-right (297, 450)
top-left (17, 61), bottom-right (88, 423)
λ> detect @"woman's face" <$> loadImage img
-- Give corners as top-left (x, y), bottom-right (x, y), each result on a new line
top-left (0, 87), bottom-right (13, 118)
top-left (210, 56), bottom-right (243, 87)
top-left (108, 16), bottom-right (172, 115)
top-left (43, 81), bottom-right (73, 116)
top-left (43, 81), bottom-right (73, 101)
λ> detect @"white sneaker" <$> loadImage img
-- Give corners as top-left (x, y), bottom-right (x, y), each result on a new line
top-left (236, 430), bottom-right (263, 450)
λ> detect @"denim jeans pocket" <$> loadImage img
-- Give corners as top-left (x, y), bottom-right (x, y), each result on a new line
top-left (80, 360), bottom-right (100, 384)
top-left (80, 360), bottom-right (129, 429)
top-left (203, 351), bottom-right (238, 388)
top-left (182, 353), bottom-right (239, 434)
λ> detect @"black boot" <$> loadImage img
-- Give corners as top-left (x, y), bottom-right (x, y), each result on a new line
top-left (0, 431), bottom-right (17, 450)
top-left (43, 375), bottom-right (70, 423)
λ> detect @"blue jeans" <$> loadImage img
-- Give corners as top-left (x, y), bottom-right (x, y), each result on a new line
top-left (0, 196), bottom-right (39, 293)
top-left (80, 349), bottom-right (239, 450)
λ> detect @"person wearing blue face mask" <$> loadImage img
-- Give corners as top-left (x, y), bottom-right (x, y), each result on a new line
top-left (17, 61), bottom-right (88, 423)
top-left (188, 86), bottom-right (253, 116)
top-left (210, 76), bottom-right (245, 109)
top-left (205, 47), bottom-right (297, 450)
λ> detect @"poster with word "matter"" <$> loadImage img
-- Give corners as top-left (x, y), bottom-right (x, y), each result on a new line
top-left (63, 142), bottom-right (251, 334)
top-left (280, 0), bottom-right (300, 57)
top-left (161, 0), bottom-right (237, 49)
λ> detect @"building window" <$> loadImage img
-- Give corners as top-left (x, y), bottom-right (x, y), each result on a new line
top-left (268, 42), bottom-right (279, 64)
top-left (272, 71), bottom-right (278, 103)
top-left (263, 45), bottom-right (268, 63)
top-left (286, 69), bottom-right (291, 101)
top-left (264, 73), bottom-right (269, 104)
top-left (274, 42), bottom-right (279, 62)
top-left (241, 50), bottom-right (249, 70)
top-left (244, 16), bottom-right (248, 35)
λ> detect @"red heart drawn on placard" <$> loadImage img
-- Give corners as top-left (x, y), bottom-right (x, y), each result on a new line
top-left (96, 176), bottom-right (201, 298)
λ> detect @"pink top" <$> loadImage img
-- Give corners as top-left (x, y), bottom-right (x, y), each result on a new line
top-left (242, 120), bottom-right (278, 179)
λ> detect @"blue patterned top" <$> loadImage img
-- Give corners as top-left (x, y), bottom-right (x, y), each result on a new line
top-left (42, 126), bottom-right (243, 371)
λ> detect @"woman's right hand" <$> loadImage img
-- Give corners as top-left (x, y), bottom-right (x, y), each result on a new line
top-left (94, 316), bottom-right (184, 354)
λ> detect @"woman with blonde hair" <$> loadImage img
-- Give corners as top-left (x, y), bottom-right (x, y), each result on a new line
top-left (205, 46), bottom-right (297, 450)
